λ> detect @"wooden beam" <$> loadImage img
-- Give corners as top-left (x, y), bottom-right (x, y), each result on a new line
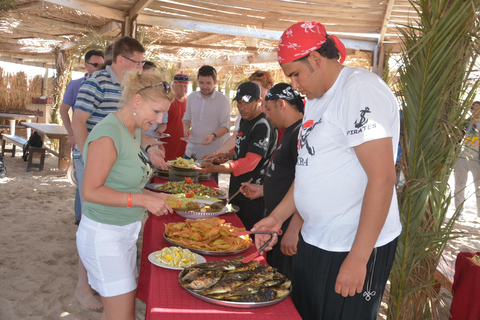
top-left (44, 0), bottom-right (126, 21)
top-left (99, 21), bottom-right (122, 36)
top-left (137, 15), bottom-right (377, 51)
top-left (129, 0), bottom-right (154, 20)
top-left (150, 42), bottom-right (265, 53)
top-left (178, 52), bottom-right (278, 69)
top-left (379, 0), bottom-right (396, 46)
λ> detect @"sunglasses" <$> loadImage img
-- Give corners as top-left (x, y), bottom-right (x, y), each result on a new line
top-left (251, 72), bottom-right (271, 84)
top-left (136, 81), bottom-right (171, 95)
top-left (86, 61), bottom-right (101, 68)
top-left (122, 55), bottom-right (146, 67)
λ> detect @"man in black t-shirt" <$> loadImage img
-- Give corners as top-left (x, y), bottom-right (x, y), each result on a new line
top-left (240, 83), bottom-right (304, 279)
top-left (197, 81), bottom-right (277, 230)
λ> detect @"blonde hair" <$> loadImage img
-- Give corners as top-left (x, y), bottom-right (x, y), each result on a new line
top-left (248, 70), bottom-right (274, 89)
top-left (121, 69), bottom-right (175, 106)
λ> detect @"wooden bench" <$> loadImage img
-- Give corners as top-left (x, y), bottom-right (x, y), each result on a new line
top-left (1, 134), bottom-right (46, 171)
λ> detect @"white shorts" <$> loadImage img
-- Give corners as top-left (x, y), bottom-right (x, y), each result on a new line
top-left (76, 215), bottom-right (142, 297)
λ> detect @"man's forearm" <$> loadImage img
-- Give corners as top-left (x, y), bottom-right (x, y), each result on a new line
top-left (215, 126), bottom-right (229, 138)
top-left (72, 116), bottom-right (88, 154)
top-left (59, 103), bottom-right (73, 135)
top-left (270, 181), bottom-right (297, 224)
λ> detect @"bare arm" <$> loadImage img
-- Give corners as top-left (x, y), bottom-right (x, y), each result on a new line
top-left (59, 102), bottom-right (76, 150)
top-left (71, 109), bottom-right (91, 155)
top-left (335, 138), bottom-right (396, 297)
top-left (82, 136), bottom-right (172, 215)
top-left (252, 181), bottom-right (297, 250)
top-left (183, 120), bottom-right (191, 137)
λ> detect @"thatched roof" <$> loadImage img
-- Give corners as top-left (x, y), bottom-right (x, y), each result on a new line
top-left (0, 0), bottom-right (418, 71)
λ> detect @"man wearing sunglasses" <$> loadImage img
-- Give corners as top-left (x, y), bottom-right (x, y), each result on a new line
top-left (60, 49), bottom-right (104, 228)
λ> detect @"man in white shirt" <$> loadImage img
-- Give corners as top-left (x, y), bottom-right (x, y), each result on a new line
top-left (253, 21), bottom-right (401, 320)
top-left (182, 65), bottom-right (231, 182)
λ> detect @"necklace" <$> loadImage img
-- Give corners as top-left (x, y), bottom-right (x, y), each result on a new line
top-left (119, 110), bottom-right (135, 139)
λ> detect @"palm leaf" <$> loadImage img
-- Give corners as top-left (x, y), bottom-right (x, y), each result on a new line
top-left (386, 0), bottom-right (480, 319)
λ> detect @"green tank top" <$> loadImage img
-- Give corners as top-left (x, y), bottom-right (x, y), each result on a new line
top-left (82, 113), bottom-right (153, 226)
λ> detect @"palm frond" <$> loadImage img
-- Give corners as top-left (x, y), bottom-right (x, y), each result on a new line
top-left (387, 0), bottom-right (480, 319)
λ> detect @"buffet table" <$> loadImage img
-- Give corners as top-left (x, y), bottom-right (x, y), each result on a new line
top-left (137, 177), bottom-right (301, 319)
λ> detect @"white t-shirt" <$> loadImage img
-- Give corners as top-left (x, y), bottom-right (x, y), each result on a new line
top-left (183, 90), bottom-right (231, 158)
top-left (294, 66), bottom-right (402, 252)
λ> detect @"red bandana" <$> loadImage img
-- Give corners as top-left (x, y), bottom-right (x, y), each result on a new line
top-left (278, 21), bottom-right (347, 64)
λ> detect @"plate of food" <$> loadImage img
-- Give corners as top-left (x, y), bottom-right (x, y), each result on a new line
top-left (144, 132), bottom-right (171, 139)
top-left (178, 257), bottom-right (292, 308)
top-left (147, 180), bottom-right (226, 199)
top-left (167, 157), bottom-right (197, 171)
top-left (148, 246), bottom-right (206, 270)
top-left (164, 217), bottom-right (252, 256)
top-left (162, 198), bottom-right (228, 219)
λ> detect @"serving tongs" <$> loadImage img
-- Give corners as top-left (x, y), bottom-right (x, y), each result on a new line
top-left (234, 230), bottom-right (283, 263)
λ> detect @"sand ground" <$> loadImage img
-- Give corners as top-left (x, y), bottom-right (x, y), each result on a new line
top-left (0, 139), bottom-right (479, 319)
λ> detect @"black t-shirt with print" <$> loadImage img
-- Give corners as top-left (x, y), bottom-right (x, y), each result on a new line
top-left (229, 113), bottom-right (277, 199)
top-left (263, 119), bottom-right (302, 215)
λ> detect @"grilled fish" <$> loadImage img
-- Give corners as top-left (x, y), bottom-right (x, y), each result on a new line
top-left (180, 258), bottom-right (291, 303)
top-left (183, 269), bottom-right (223, 290)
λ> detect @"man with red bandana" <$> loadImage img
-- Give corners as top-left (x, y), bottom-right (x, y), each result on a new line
top-left (252, 21), bottom-right (402, 320)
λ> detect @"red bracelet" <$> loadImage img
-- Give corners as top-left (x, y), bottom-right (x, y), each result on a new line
top-left (127, 193), bottom-right (132, 208)
top-left (68, 134), bottom-right (74, 137)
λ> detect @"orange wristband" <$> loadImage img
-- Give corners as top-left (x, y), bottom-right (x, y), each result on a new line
top-left (127, 193), bottom-right (133, 208)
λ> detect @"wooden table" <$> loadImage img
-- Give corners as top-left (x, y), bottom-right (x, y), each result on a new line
top-left (0, 113), bottom-right (36, 137)
top-left (22, 122), bottom-right (70, 173)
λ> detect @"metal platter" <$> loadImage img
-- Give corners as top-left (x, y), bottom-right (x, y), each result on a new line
top-left (178, 270), bottom-right (292, 309)
top-left (164, 233), bottom-right (252, 256)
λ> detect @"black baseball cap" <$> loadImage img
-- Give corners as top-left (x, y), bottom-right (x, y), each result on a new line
top-left (233, 81), bottom-right (261, 103)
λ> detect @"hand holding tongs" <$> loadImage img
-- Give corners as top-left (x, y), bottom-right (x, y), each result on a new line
top-left (234, 230), bottom-right (282, 263)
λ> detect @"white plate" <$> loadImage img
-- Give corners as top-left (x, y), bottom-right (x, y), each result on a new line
top-left (148, 251), bottom-right (206, 270)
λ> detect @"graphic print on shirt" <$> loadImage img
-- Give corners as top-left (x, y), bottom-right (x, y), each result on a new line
top-left (234, 131), bottom-right (246, 158)
top-left (354, 107), bottom-right (370, 128)
top-left (347, 106), bottom-right (377, 136)
top-left (297, 119), bottom-right (321, 166)
top-left (138, 151), bottom-right (153, 184)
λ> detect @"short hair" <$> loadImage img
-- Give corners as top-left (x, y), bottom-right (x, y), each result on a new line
top-left (473, 101), bottom-right (480, 105)
top-left (297, 37), bottom-right (340, 63)
top-left (248, 70), bottom-right (274, 90)
top-left (197, 65), bottom-right (217, 82)
top-left (121, 69), bottom-right (175, 107)
top-left (85, 49), bottom-right (104, 62)
top-left (104, 43), bottom-right (114, 61)
top-left (113, 36), bottom-right (145, 63)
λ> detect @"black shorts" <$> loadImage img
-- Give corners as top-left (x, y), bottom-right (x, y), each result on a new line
top-left (291, 235), bottom-right (398, 320)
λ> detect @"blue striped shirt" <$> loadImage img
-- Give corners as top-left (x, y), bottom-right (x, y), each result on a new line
top-left (74, 65), bottom-right (122, 132)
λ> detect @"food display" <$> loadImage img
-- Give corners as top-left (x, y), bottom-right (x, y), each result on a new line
top-left (154, 181), bottom-right (225, 198)
top-left (164, 197), bottom-right (224, 213)
top-left (168, 157), bottom-right (196, 169)
top-left (155, 246), bottom-right (198, 268)
top-left (179, 257), bottom-right (291, 305)
top-left (165, 217), bottom-right (251, 253)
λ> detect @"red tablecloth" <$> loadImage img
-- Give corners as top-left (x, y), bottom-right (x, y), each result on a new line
top-left (137, 177), bottom-right (301, 320)
top-left (450, 252), bottom-right (480, 320)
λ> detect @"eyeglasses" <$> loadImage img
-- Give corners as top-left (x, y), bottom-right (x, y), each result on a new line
top-left (122, 55), bottom-right (146, 67)
top-left (86, 61), bottom-right (100, 68)
top-left (136, 81), bottom-right (171, 95)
